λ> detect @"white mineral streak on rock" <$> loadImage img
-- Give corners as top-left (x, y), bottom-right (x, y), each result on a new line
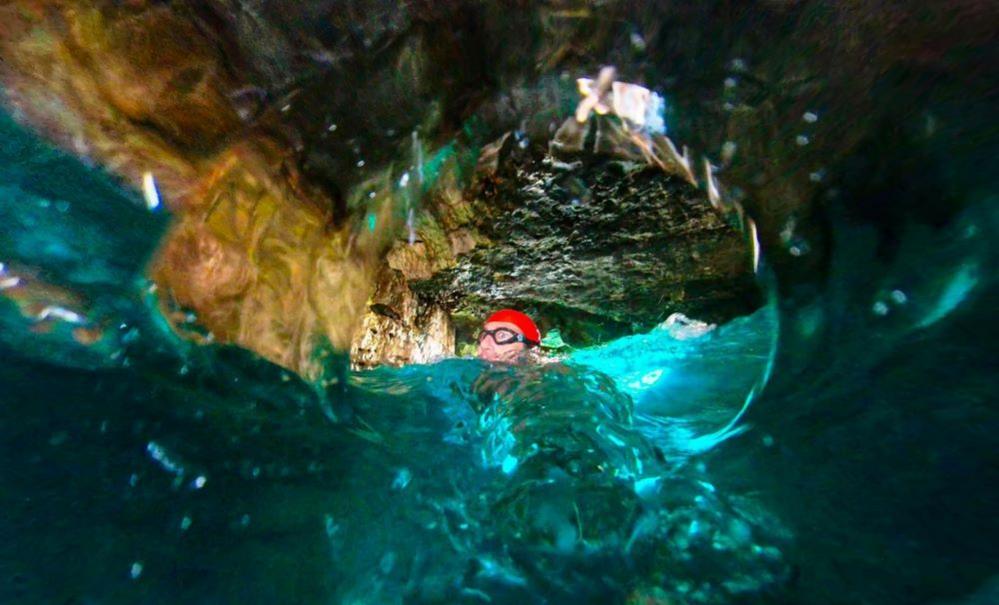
top-left (653, 135), bottom-right (697, 186)
top-left (611, 80), bottom-right (651, 127)
top-left (570, 67), bottom-right (762, 279)
top-left (142, 171), bottom-right (161, 210)
top-left (747, 218), bottom-right (760, 273)
top-left (704, 158), bottom-right (722, 210)
top-left (575, 66), bottom-right (616, 123)
top-left (37, 305), bottom-right (84, 323)
top-left (577, 67), bottom-right (664, 134)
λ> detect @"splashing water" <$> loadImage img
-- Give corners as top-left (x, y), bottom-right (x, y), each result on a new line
top-left (0, 103), bottom-right (790, 602)
top-left (1, 2), bottom-right (997, 604)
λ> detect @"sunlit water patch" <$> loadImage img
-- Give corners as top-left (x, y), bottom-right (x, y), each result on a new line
top-left (1, 1), bottom-right (997, 602)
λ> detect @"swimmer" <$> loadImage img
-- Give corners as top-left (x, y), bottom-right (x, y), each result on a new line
top-left (476, 309), bottom-right (541, 363)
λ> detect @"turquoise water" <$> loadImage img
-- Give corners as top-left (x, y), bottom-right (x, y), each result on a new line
top-left (2, 102), bottom-right (995, 604)
top-left (2, 14), bottom-right (998, 605)
top-left (0, 107), bottom-right (791, 603)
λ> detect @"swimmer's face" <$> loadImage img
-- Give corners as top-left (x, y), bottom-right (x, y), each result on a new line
top-left (477, 321), bottom-right (529, 363)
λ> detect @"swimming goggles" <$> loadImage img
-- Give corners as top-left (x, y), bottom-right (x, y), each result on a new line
top-left (478, 327), bottom-right (539, 347)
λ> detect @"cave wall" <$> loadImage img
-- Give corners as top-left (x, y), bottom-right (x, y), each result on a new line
top-left (0, 0), bottom-right (763, 372)
top-left (0, 2), bottom-right (403, 377)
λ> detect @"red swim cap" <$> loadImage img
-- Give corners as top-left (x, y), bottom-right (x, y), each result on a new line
top-left (484, 309), bottom-right (541, 345)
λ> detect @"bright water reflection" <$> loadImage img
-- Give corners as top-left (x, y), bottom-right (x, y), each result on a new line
top-left (1, 0), bottom-right (996, 599)
top-left (349, 315), bottom-right (789, 602)
top-left (567, 302), bottom-right (778, 457)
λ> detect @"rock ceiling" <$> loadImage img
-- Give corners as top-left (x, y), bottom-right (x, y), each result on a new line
top-left (12, 1), bottom-right (950, 371)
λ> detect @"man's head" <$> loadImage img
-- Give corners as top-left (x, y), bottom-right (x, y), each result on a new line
top-left (477, 309), bottom-right (541, 363)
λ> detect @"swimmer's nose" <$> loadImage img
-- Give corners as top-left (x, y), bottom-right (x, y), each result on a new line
top-left (477, 341), bottom-right (497, 360)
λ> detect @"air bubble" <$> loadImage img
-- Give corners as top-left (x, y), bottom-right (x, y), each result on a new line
top-left (803, 111), bottom-right (818, 123)
top-left (872, 301), bottom-right (889, 316)
top-left (689, 520), bottom-right (701, 537)
top-left (788, 238), bottom-right (811, 257)
top-left (795, 135), bottom-right (810, 146)
top-left (356, 160), bottom-right (366, 168)
top-left (129, 562), bottom-right (143, 580)
top-left (721, 141), bottom-right (737, 164)
top-left (380, 552), bottom-right (396, 575)
top-left (324, 514), bottom-right (340, 538)
top-left (180, 516), bottom-right (192, 531)
top-left (629, 32), bottom-right (647, 52)
top-left (392, 468), bottom-right (412, 490)
top-left (890, 290), bottom-right (908, 304)
top-left (724, 77), bottom-right (737, 89)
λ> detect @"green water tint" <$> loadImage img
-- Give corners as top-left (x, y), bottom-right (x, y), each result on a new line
top-left (2, 65), bottom-right (997, 602)
top-left (0, 337), bottom-right (789, 604)
top-left (2, 1), bottom-right (998, 599)
top-left (0, 100), bottom-right (788, 601)
top-left (566, 304), bottom-right (778, 457)
top-left (1, 92), bottom-right (990, 604)
top-left (0, 110), bottom-right (168, 370)
top-left (344, 347), bottom-right (790, 602)
top-left (0, 104), bottom-right (789, 603)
